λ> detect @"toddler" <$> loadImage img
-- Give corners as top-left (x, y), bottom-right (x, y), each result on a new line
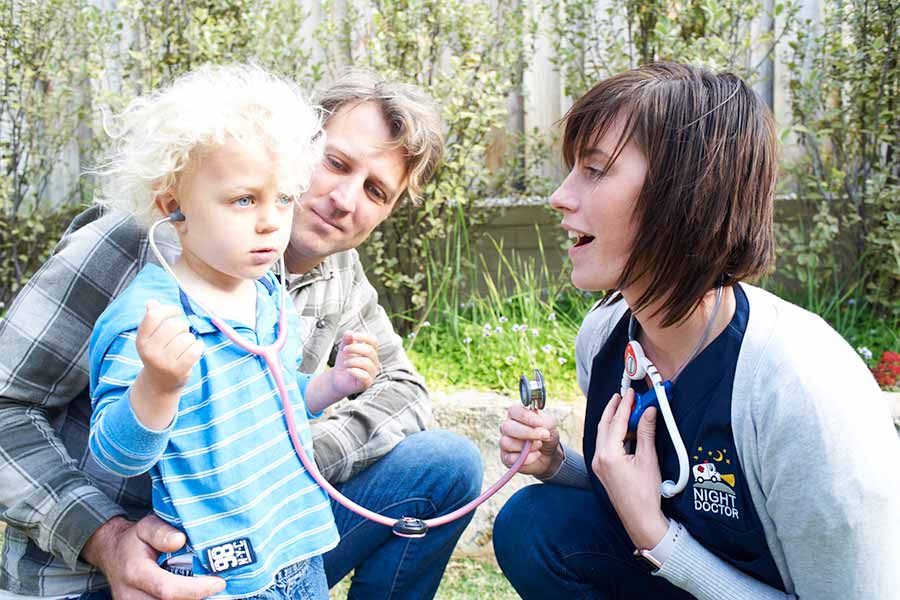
top-left (87, 64), bottom-right (379, 599)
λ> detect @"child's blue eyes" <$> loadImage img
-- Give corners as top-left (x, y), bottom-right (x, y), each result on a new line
top-left (232, 195), bottom-right (292, 206)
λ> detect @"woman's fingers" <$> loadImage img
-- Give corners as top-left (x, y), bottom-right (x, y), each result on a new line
top-left (499, 434), bottom-right (542, 454)
top-left (499, 418), bottom-right (550, 442)
top-left (609, 388), bottom-right (635, 442)
top-left (499, 441), bottom-right (543, 468)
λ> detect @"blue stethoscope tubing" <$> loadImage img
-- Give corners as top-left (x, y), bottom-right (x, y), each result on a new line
top-left (147, 215), bottom-right (537, 538)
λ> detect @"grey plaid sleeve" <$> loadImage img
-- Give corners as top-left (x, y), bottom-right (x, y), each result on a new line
top-left (310, 255), bottom-right (431, 484)
top-left (0, 207), bottom-right (143, 567)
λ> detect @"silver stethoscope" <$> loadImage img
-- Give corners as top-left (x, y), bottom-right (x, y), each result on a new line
top-left (148, 212), bottom-right (546, 538)
top-left (619, 286), bottom-right (723, 498)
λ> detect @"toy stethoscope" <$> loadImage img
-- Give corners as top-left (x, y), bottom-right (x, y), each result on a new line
top-left (620, 286), bottom-right (723, 498)
top-left (148, 212), bottom-right (546, 538)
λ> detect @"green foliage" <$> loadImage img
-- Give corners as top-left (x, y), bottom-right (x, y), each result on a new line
top-left (542, 0), bottom-right (800, 99)
top-left (0, 0), bottom-right (112, 306)
top-left (113, 0), bottom-right (318, 99)
top-left (315, 0), bottom-right (531, 320)
top-left (780, 0), bottom-right (899, 316)
top-left (405, 231), bottom-right (599, 400)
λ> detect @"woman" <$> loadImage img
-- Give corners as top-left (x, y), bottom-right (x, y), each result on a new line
top-left (492, 63), bottom-right (899, 599)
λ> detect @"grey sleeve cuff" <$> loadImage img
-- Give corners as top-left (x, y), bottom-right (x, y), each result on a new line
top-left (538, 444), bottom-right (591, 489)
top-left (656, 523), bottom-right (794, 600)
top-left (49, 484), bottom-right (128, 569)
top-left (646, 518), bottom-right (679, 564)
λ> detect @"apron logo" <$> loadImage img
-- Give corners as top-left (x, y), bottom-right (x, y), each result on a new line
top-left (691, 446), bottom-right (739, 520)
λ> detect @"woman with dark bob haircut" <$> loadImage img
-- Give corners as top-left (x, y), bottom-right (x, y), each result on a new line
top-left (493, 63), bottom-right (899, 598)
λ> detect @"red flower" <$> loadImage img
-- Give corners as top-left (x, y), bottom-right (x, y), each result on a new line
top-left (871, 351), bottom-right (900, 388)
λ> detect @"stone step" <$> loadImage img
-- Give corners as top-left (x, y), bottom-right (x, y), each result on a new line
top-left (429, 390), bottom-right (584, 556)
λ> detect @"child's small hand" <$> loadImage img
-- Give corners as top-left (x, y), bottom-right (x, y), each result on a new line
top-left (329, 331), bottom-right (380, 398)
top-left (135, 300), bottom-right (204, 394)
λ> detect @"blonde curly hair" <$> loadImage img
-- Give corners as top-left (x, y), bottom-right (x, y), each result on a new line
top-left (94, 64), bottom-right (323, 226)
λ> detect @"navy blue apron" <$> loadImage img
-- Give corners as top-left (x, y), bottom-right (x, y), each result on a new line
top-left (583, 285), bottom-right (785, 591)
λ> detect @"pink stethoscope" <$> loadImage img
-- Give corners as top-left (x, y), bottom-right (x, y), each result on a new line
top-left (149, 213), bottom-right (546, 538)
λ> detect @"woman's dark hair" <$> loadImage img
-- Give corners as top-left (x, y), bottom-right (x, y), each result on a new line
top-left (562, 62), bottom-right (777, 326)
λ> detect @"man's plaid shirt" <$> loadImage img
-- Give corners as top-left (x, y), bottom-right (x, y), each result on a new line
top-left (0, 206), bottom-right (430, 595)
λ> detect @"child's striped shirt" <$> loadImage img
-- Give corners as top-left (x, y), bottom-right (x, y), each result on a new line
top-left (88, 264), bottom-right (338, 598)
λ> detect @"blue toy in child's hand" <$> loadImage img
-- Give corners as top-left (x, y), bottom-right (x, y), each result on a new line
top-left (628, 380), bottom-right (673, 432)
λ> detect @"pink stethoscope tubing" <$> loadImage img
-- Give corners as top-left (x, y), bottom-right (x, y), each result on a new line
top-left (148, 216), bottom-right (535, 537)
top-left (209, 299), bottom-right (532, 534)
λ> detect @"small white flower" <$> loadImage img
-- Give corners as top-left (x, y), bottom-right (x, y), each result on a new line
top-left (499, 316), bottom-right (509, 323)
top-left (505, 355), bottom-right (515, 364)
top-left (495, 326), bottom-right (502, 333)
top-left (422, 320), bottom-right (431, 327)
top-left (462, 337), bottom-right (472, 344)
top-left (541, 344), bottom-right (553, 353)
top-left (557, 357), bottom-right (567, 365)
top-left (460, 302), bottom-right (467, 309)
top-left (407, 331), bottom-right (417, 339)
top-left (847, 298), bottom-right (856, 306)
top-left (547, 312), bottom-right (556, 322)
top-left (531, 328), bottom-right (539, 337)
top-left (483, 331), bottom-right (492, 337)
top-left (483, 323), bottom-right (492, 331)
top-left (857, 346), bottom-right (873, 361)
top-left (512, 324), bottom-right (524, 332)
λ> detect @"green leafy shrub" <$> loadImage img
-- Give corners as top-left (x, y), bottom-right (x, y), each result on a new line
top-left (0, 0), bottom-right (111, 307)
top-left (541, 0), bottom-right (799, 99)
top-left (112, 0), bottom-right (318, 98)
top-left (315, 0), bottom-right (531, 322)
top-left (406, 233), bottom-right (599, 400)
top-left (779, 0), bottom-right (899, 317)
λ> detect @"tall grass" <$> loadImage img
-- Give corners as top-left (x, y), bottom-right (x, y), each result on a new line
top-left (401, 212), bottom-right (898, 397)
top-left (404, 220), bottom-right (598, 401)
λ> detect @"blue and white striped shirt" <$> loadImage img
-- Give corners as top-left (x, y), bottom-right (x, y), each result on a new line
top-left (88, 264), bottom-right (339, 598)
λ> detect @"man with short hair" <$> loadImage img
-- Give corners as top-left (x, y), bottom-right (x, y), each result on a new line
top-left (0, 70), bottom-right (482, 599)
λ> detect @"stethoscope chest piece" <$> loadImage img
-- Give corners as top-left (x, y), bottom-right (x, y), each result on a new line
top-left (519, 369), bottom-right (546, 410)
top-left (392, 516), bottom-right (428, 538)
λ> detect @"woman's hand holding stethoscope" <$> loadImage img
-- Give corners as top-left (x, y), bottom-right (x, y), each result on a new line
top-left (593, 388), bottom-right (669, 550)
top-left (498, 403), bottom-right (563, 478)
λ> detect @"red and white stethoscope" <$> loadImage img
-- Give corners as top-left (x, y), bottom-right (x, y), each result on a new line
top-left (149, 214), bottom-right (545, 538)
top-left (620, 286), bottom-right (722, 498)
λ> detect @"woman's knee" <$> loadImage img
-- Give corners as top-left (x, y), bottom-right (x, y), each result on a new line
top-left (493, 484), bottom-right (544, 566)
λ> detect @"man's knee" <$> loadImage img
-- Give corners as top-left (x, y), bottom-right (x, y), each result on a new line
top-left (389, 430), bottom-right (483, 506)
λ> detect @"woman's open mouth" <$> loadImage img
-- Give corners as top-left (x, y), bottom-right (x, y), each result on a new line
top-left (568, 230), bottom-right (595, 248)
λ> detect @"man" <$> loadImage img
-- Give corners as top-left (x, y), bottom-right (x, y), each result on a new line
top-left (0, 70), bottom-right (483, 599)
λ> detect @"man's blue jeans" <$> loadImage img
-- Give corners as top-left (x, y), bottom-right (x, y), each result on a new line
top-left (323, 430), bottom-right (483, 599)
top-left (493, 483), bottom-right (695, 599)
top-left (78, 430), bottom-right (481, 600)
